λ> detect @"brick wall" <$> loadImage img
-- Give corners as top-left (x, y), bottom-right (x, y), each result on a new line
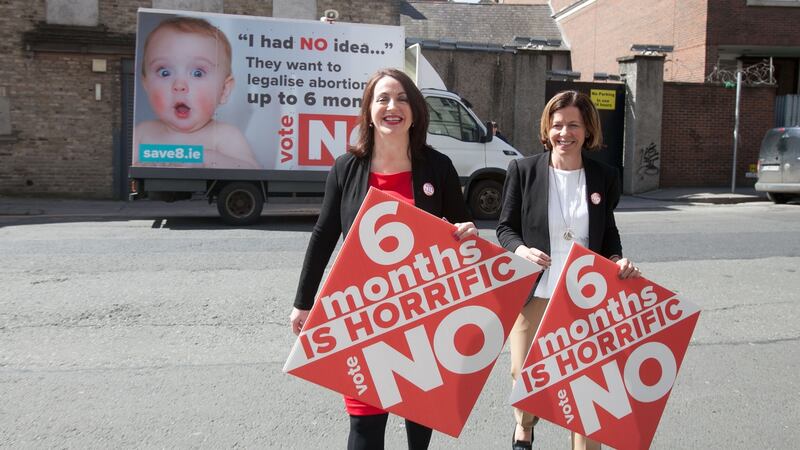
top-left (554, 0), bottom-right (709, 82)
top-left (705, 1), bottom-right (800, 76)
top-left (0, 2), bottom-right (41, 193)
top-left (424, 49), bottom-right (519, 149)
top-left (225, 0), bottom-right (273, 18)
top-left (0, 1), bottom-right (124, 197)
top-left (318, 0), bottom-right (400, 25)
top-left (661, 82), bottom-right (776, 187)
top-left (666, 0), bottom-right (708, 82)
top-left (102, 0), bottom-right (151, 33)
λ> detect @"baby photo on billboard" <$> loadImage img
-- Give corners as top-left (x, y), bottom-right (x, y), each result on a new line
top-left (133, 14), bottom-right (261, 169)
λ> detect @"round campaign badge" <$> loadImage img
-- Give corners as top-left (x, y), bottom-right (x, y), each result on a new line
top-left (423, 182), bottom-right (435, 196)
top-left (591, 192), bottom-right (602, 205)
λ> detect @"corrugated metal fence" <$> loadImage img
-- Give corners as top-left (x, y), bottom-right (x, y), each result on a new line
top-left (775, 94), bottom-right (800, 127)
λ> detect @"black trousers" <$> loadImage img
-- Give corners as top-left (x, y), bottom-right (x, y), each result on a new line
top-left (347, 414), bottom-right (432, 450)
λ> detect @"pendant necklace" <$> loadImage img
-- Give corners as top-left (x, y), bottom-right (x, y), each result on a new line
top-left (551, 166), bottom-right (583, 241)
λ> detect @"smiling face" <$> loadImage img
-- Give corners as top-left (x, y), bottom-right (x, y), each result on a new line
top-left (141, 28), bottom-right (233, 134)
top-left (370, 76), bottom-right (413, 138)
top-left (548, 106), bottom-right (586, 156)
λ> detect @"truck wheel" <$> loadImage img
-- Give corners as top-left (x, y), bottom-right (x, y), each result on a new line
top-left (468, 179), bottom-right (503, 220)
top-left (766, 192), bottom-right (789, 204)
top-left (217, 182), bottom-right (264, 225)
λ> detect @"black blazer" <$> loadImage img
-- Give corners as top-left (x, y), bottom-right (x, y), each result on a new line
top-left (293, 147), bottom-right (471, 310)
top-left (496, 150), bottom-right (622, 260)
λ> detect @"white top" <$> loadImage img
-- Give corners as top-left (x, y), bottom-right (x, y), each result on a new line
top-left (534, 167), bottom-right (589, 298)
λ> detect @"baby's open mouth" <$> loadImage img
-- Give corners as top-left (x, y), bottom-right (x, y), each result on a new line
top-left (174, 102), bottom-right (191, 119)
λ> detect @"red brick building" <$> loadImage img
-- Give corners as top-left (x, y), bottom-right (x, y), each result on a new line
top-left (550, 0), bottom-right (799, 93)
top-left (543, 0), bottom-right (792, 187)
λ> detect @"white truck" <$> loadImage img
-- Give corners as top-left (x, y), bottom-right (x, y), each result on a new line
top-left (129, 9), bottom-right (522, 224)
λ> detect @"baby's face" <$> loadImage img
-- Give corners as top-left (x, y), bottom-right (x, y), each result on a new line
top-left (142, 28), bottom-right (233, 133)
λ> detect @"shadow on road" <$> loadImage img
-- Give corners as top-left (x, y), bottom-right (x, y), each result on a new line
top-left (7, 200), bottom-right (789, 230)
top-left (155, 214), bottom-right (318, 231)
top-left (616, 206), bottom-right (684, 213)
top-left (0, 213), bottom-right (320, 231)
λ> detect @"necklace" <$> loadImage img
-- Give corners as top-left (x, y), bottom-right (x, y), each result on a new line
top-left (550, 166), bottom-right (583, 241)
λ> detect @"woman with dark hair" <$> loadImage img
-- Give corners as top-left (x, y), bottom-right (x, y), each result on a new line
top-left (290, 68), bottom-right (477, 450)
top-left (497, 90), bottom-right (641, 450)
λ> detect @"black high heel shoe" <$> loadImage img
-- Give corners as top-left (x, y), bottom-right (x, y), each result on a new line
top-left (512, 426), bottom-right (533, 450)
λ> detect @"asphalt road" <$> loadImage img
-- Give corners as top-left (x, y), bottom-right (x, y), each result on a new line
top-left (1, 201), bottom-right (798, 449)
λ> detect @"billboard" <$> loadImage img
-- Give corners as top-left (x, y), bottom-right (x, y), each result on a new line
top-left (132, 9), bottom-right (404, 170)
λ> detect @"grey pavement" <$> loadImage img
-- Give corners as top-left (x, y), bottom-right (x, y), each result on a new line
top-left (627, 186), bottom-right (766, 205)
top-left (0, 187), bottom-right (769, 219)
top-left (1, 188), bottom-right (797, 449)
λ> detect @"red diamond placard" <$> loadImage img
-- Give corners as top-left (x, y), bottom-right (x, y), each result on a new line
top-left (510, 243), bottom-right (700, 450)
top-left (284, 187), bottom-right (541, 437)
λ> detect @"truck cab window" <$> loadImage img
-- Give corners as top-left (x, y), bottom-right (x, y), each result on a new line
top-left (426, 96), bottom-right (480, 142)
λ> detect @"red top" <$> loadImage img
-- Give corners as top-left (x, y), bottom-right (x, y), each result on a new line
top-left (367, 171), bottom-right (414, 205)
top-left (344, 170), bottom-right (414, 416)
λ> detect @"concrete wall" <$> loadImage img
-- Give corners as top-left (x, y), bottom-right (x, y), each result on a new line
top-left (0, 95), bottom-right (11, 135)
top-left (223, 0), bottom-right (274, 17)
top-left (619, 55), bottom-right (664, 194)
top-left (661, 82), bottom-right (776, 187)
top-left (46, 0), bottom-right (99, 26)
top-left (153, 0), bottom-right (223, 13)
top-left (512, 51), bottom-right (548, 155)
top-left (273, 0), bottom-right (316, 20)
top-left (422, 49), bottom-right (548, 156)
top-left (100, 1), bottom-right (150, 33)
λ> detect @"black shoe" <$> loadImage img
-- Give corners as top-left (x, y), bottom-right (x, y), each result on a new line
top-left (512, 438), bottom-right (532, 450)
top-left (512, 426), bottom-right (533, 450)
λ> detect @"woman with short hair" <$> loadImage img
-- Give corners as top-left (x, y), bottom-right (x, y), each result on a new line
top-left (497, 90), bottom-right (641, 450)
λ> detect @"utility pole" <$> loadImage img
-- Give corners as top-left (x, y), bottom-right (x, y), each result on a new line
top-left (731, 70), bottom-right (742, 193)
